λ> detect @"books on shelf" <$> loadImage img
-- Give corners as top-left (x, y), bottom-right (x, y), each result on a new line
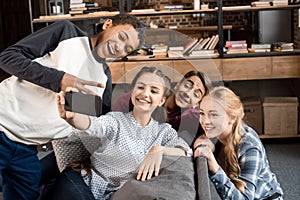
top-left (167, 50), bottom-right (183, 58)
top-left (194, 37), bottom-right (211, 51)
top-left (249, 43), bottom-right (271, 53)
top-left (167, 35), bottom-right (219, 57)
top-left (160, 5), bottom-right (184, 11)
top-left (152, 44), bottom-right (169, 58)
top-left (251, 1), bottom-right (271, 7)
top-left (272, 42), bottom-right (294, 52)
top-left (70, 0), bottom-right (92, 3)
top-left (189, 49), bottom-right (216, 55)
top-left (226, 48), bottom-right (249, 54)
top-left (69, 7), bottom-right (100, 15)
top-left (169, 46), bottom-right (184, 51)
top-left (182, 38), bottom-right (199, 55)
top-left (189, 50), bottom-right (219, 58)
top-left (225, 40), bottom-right (247, 48)
top-left (70, 2), bottom-right (99, 8)
top-left (180, 35), bottom-right (220, 56)
top-left (272, 0), bottom-right (289, 6)
top-left (152, 45), bottom-right (168, 52)
top-left (248, 48), bottom-right (271, 53)
top-left (195, 35), bottom-right (220, 51)
top-left (272, 42), bottom-right (294, 47)
top-left (186, 38), bottom-right (204, 54)
top-left (251, 43), bottom-right (272, 49)
top-left (225, 40), bottom-right (248, 54)
top-left (273, 46), bottom-right (294, 52)
top-left (69, 1), bottom-right (100, 15)
top-left (248, 42), bottom-right (294, 53)
top-left (208, 35), bottom-right (219, 50)
top-left (204, 35), bottom-right (215, 50)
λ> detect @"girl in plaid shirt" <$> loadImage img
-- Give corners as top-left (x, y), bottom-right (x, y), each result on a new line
top-left (194, 86), bottom-right (283, 200)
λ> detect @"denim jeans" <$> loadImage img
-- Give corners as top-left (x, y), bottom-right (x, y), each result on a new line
top-left (0, 131), bottom-right (41, 200)
top-left (48, 168), bottom-right (95, 200)
top-left (39, 151), bottom-right (60, 186)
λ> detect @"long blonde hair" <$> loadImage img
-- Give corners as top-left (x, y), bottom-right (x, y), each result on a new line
top-left (210, 86), bottom-right (246, 193)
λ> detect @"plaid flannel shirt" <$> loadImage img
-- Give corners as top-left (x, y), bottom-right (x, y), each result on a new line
top-left (210, 125), bottom-right (283, 200)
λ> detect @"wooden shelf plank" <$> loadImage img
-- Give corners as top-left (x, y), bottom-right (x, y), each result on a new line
top-left (259, 134), bottom-right (300, 139)
top-left (33, 12), bottom-right (119, 23)
top-left (175, 25), bottom-right (233, 31)
top-left (33, 9), bottom-right (217, 23)
top-left (222, 5), bottom-right (300, 12)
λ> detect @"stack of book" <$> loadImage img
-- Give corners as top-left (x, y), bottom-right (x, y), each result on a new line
top-left (251, 1), bottom-right (271, 7)
top-left (225, 40), bottom-right (248, 54)
top-left (152, 44), bottom-right (168, 58)
top-left (69, 0), bottom-right (100, 15)
top-left (248, 43), bottom-right (271, 52)
top-left (272, 42), bottom-right (294, 52)
top-left (159, 5), bottom-right (184, 11)
top-left (167, 46), bottom-right (184, 57)
top-left (272, 0), bottom-right (288, 6)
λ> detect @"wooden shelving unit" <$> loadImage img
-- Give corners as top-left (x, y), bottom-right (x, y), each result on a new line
top-left (29, 2), bottom-right (300, 138)
top-left (259, 134), bottom-right (300, 139)
top-left (216, 3), bottom-right (300, 57)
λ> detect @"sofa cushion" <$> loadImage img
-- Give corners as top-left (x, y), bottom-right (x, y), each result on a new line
top-left (111, 156), bottom-right (196, 200)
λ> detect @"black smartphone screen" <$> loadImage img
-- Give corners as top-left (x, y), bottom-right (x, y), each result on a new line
top-left (64, 91), bottom-right (102, 117)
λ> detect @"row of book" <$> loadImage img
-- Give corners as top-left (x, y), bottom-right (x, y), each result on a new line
top-left (127, 41), bottom-right (295, 60)
top-left (126, 37), bottom-right (220, 60)
top-left (183, 35), bottom-right (219, 55)
top-left (150, 36), bottom-right (220, 58)
top-left (225, 40), bottom-right (294, 54)
top-left (164, 35), bottom-right (220, 58)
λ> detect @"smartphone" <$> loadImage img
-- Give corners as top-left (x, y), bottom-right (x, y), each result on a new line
top-left (64, 91), bottom-right (102, 117)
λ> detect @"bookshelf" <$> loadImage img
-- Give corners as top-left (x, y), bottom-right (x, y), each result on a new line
top-left (30, 1), bottom-right (300, 56)
top-left (215, 3), bottom-right (300, 57)
top-left (31, 8), bottom-right (229, 41)
top-left (28, 1), bottom-right (300, 138)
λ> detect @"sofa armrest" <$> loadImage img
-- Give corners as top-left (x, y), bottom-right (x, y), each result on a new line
top-left (196, 157), bottom-right (211, 200)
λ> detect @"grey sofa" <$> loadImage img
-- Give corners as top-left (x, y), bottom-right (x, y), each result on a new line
top-left (46, 131), bottom-right (221, 200)
top-left (110, 156), bottom-right (220, 200)
top-left (196, 157), bottom-right (220, 200)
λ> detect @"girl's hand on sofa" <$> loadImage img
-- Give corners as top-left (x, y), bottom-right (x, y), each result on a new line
top-left (193, 134), bottom-right (215, 153)
top-left (136, 146), bottom-right (164, 181)
top-left (193, 136), bottom-right (219, 174)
